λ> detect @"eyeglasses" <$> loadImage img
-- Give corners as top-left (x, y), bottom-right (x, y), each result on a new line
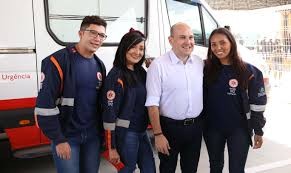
top-left (83, 29), bottom-right (107, 40)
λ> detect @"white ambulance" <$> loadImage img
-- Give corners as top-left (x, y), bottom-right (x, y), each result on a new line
top-left (0, 0), bottom-right (268, 158)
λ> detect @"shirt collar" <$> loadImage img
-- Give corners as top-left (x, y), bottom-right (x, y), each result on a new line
top-left (187, 55), bottom-right (195, 64)
top-left (169, 50), bottom-right (194, 64)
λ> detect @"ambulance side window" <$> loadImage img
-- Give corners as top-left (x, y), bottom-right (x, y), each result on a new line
top-left (201, 7), bottom-right (218, 47)
top-left (45, 0), bottom-right (146, 45)
top-left (166, 0), bottom-right (204, 46)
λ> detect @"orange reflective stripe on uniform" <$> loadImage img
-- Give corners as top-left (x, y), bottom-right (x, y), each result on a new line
top-left (117, 78), bottom-right (124, 89)
top-left (248, 74), bottom-right (254, 80)
top-left (105, 130), bottom-right (112, 149)
top-left (50, 56), bottom-right (64, 92)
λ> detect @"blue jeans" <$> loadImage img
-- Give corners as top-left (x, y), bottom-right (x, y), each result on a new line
top-left (204, 127), bottom-right (250, 173)
top-left (118, 131), bottom-right (156, 173)
top-left (51, 130), bottom-right (101, 173)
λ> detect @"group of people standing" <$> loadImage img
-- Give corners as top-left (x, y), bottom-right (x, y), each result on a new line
top-left (35, 15), bottom-right (267, 173)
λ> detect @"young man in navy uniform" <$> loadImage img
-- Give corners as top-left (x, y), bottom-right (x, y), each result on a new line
top-left (35, 16), bottom-right (107, 173)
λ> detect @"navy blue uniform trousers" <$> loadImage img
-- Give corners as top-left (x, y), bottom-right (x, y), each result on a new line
top-left (159, 116), bottom-right (203, 173)
top-left (204, 127), bottom-right (250, 173)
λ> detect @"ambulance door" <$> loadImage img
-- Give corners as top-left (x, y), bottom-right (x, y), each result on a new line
top-left (0, 0), bottom-right (38, 128)
top-left (161, 0), bottom-right (219, 58)
top-left (0, 0), bottom-right (42, 151)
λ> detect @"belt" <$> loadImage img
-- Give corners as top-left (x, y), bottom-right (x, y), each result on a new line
top-left (160, 116), bottom-right (200, 126)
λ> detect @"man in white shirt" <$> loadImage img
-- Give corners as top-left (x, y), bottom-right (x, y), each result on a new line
top-left (145, 22), bottom-right (204, 173)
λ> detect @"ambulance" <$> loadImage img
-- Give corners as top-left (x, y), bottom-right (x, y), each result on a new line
top-left (0, 0), bottom-right (268, 158)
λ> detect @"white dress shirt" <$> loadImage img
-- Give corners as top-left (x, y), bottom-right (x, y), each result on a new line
top-left (145, 50), bottom-right (204, 120)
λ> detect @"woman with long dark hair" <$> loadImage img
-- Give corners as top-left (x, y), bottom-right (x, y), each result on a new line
top-left (203, 28), bottom-right (267, 173)
top-left (102, 28), bottom-right (156, 173)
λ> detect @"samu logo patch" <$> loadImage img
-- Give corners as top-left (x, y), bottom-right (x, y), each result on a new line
top-left (227, 79), bottom-right (238, 96)
top-left (229, 79), bottom-right (238, 88)
top-left (107, 90), bottom-right (115, 100)
top-left (106, 90), bottom-right (115, 107)
top-left (97, 72), bottom-right (102, 81)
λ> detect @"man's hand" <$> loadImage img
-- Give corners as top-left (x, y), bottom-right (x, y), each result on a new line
top-left (155, 134), bottom-right (171, 155)
top-left (253, 135), bottom-right (263, 149)
top-left (56, 142), bottom-right (71, 160)
top-left (109, 149), bottom-right (120, 164)
top-left (147, 106), bottom-right (170, 154)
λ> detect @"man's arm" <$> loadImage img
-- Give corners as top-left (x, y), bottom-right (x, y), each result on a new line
top-left (145, 60), bottom-right (170, 155)
top-left (148, 106), bottom-right (162, 135)
top-left (148, 106), bottom-right (170, 155)
top-left (145, 60), bottom-right (163, 136)
top-left (35, 56), bottom-right (70, 159)
top-left (35, 57), bottom-right (66, 144)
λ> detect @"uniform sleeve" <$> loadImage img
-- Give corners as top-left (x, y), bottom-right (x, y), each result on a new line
top-left (145, 60), bottom-right (162, 107)
top-left (248, 67), bottom-right (267, 136)
top-left (102, 71), bottom-right (123, 149)
top-left (34, 57), bottom-right (66, 144)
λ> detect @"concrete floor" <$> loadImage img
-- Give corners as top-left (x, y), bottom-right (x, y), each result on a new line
top-left (98, 138), bottom-right (291, 173)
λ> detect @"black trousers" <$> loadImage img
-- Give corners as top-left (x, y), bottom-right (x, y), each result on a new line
top-left (203, 127), bottom-right (250, 173)
top-left (159, 116), bottom-right (203, 173)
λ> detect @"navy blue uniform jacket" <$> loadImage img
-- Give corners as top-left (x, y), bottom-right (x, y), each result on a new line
top-left (204, 63), bottom-right (267, 141)
top-left (102, 67), bottom-right (148, 149)
top-left (34, 45), bottom-right (106, 144)
top-left (242, 63), bottom-right (267, 137)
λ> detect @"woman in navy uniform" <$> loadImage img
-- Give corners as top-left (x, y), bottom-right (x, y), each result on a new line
top-left (203, 28), bottom-right (267, 173)
top-left (102, 29), bottom-right (156, 173)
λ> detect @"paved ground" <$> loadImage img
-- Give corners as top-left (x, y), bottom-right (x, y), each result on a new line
top-left (99, 138), bottom-right (291, 173)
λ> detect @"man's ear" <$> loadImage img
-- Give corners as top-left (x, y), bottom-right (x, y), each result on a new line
top-left (168, 36), bottom-right (173, 46)
top-left (78, 30), bottom-right (83, 39)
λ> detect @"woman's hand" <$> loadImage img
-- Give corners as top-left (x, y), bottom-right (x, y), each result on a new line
top-left (109, 149), bottom-right (121, 164)
top-left (56, 142), bottom-right (71, 160)
top-left (145, 57), bottom-right (155, 68)
top-left (253, 135), bottom-right (263, 149)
